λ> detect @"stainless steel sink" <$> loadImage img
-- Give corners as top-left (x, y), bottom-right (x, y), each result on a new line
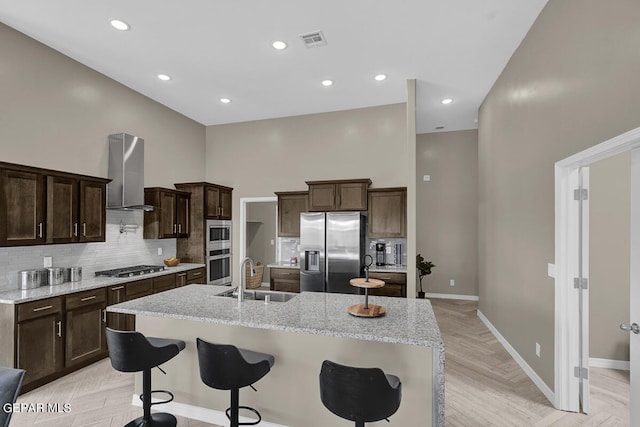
top-left (216, 288), bottom-right (297, 303)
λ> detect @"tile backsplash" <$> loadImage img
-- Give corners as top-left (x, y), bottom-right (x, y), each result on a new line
top-left (277, 237), bottom-right (300, 262)
top-left (0, 210), bottom-right (176, 293)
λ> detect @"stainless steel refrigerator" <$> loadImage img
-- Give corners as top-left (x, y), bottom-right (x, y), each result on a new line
top-left (299, 212), bottom-right (366, 294)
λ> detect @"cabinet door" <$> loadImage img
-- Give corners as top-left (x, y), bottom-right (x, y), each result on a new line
top-left (336, 182), bottom-right (368, 211)
top-left (106, 284), bottom-right (134, 331)
top-left (205, 187), bottom-right (221, 218)
top-left (277, 192), bottom-right (308, 237)
top-left (270, 268), bottom-right (300, 293)
top-left (368, 272), bottom-right (407, 297)
top-left (65, 301), bottom-right (107, 367)
top-left (308, 184), bottom-right (335, 211)
top-left (176, 272), bottom-right (187, 287)
top-left (46, 175), bottom-right (79, 244)
top-left (186, 268), bottom-right (206, 284)
top-left (176, 193), bottom-right (190, 237)
top-left (368, 189), bottom-right (407, 238)
top-left (0, 168), bottom-right (46, 246)
top-left (219, 189), bottom-right (232, 219)
top-left (79, 180), bottom-right (106, 242)
top-left (160, 190), bottom-right (178, 238)
top-left (153, 274), bottom-right (176, 293)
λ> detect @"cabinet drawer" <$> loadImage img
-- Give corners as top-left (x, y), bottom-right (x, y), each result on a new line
top-left (66, 288), bottom-right (106, 310)
top-left (153, 274), bottom-right (176, 292)
top-left (368, 272), bottom-right (406, 285)
top-left (368, 284), bottom-right (405, 298)
top-left (270, 268), bottom-right (300, 280)
top-left (17, 297), bottom-right (63, 322)
top-left (126, 278), bottom-right (153, 299)
top-left (186, 268), bottom-right (205, 283)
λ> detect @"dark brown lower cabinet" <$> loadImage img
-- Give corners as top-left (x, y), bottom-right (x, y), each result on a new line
top-left (367, 272), bottom-right (407, 297)
top-left (16, 297), bottom-right (64, 388)
top-left (106, 284), bottom-right (134, 331)
top-left (65, 289), bottom-right (107, 367)
top-left (153, 274), bottom-right (176, 293)
top-left (186, 267), bottom-right (206, 284)
top-left (270, 268), bottom-right (300, 293)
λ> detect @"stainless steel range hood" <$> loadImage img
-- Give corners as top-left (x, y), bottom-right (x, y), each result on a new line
top-left (107, 133), bottom-right (154, 211)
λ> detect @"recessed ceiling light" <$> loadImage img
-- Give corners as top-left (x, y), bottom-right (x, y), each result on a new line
top-left (220, 98), bottom-right (231, 104)
top-left (157, 74), bottom-right (171, 81)
top-left (272, 41), bottom-right (287, 50)
top-left (374, 74), bottom-right (387, 81)
top-left (109, 19), bottom-right (130, 31)
top-left (441, 98), bottom-right (453, 105)
top-left (321, 80), bottom-right (333, 87)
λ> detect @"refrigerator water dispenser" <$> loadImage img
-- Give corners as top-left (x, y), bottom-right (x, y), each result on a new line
top-left (305, 250), bottom-right (320, 271)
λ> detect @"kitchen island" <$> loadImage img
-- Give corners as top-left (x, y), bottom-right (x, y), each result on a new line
top-left (108, 285), bottom-right (444, 426)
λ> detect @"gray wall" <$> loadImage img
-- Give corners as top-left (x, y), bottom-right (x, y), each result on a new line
top-left (478, 0), bottom-right (640, 389)
top-left (416, 130), bottom-right (478, 297)
top-left (589, 152), bottom-right (630, 362)
top-left (206, 104), bottom-right (408, 284)
top-left (246, 202), bottom-right (277, 285)
top-left (0, 22), bottom-right (205, 187)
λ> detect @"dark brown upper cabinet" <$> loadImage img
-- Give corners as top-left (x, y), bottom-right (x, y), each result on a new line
top-left (306, 179), bottom-right (371, 212)
top-left (205, 184), bottom-right (232, 220)
top-left (143, 188), bottom-right (191, 239)
top-left (367, 187), bottom-right (407, 238)
top-left (0, 162), bottom-right (108, 247)
top-left (275, 191), bottom-right (308, 237)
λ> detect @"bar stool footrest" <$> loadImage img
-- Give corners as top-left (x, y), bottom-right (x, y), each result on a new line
top-left (125, 412), bottom-right (177, 427)
top-left (225, 405), bottom-right (262, 426)
top-left (139, 389), bottom-right (175, 406)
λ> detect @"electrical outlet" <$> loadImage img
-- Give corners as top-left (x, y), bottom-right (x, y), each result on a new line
top-left (536, 343), bottom-right (541, 357)
top-left (449, 279), bottom-right (455, 287)
top-left (43, 256), bottom-right (52, 268)
top-left (157, 248), bottom-right (163, 256)
top-left (270, 239), bottom-right (275, 245)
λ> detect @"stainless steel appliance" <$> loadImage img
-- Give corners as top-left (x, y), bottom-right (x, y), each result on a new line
top-left (207, 220), bottom-right (232, 246)
top-left (376, 243), bottom-right (386, 266)
top-left (206, 244), bottom-right (232, 285)
top-left (107, 133), bottom-right (154, 211)
top-left (95, 265), bottom-right (165, 278)
top-left (300, 212), bottom-right (366, 294)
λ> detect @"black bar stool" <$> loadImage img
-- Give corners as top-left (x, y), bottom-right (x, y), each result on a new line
top-left (106, 328), bottom-right (186, 427)
top-left (319, 360), bottom-right (402, 427)
top-left (0, 366), bottom-right (25, 427)
top-left (196, 338), bottom-right (274, 427)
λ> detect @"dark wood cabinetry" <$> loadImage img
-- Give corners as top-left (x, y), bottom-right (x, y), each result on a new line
top-left (186, 267), bottom-right (206, 284)
top-left (367, 272), bottom-right (407, 297)
top-left (15, 297), bottom-right (64, 388)
top-left (270, 268), bottom-right (300, 293)
top-left (275, 191), bottom-right (308, 237)
top-left (175, 182), bottom-right (233, 263)
top-left (65, 289), bottom-right (107, 367)
top-left (367, 188), bottom-right (407, 238)
top-left (152, 273), bottom-right (176, 293)
top-left (106, 284), bottom-right (134, 331)
top-left (0, 162), bottom-right (108, 247)
top-left (307, 179), bottom-right (371, 211)
top-left (144, 188), bottom-right (191, 239)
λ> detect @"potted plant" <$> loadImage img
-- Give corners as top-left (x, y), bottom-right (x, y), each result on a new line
top-left (416, 254), bottom-right (435, 299)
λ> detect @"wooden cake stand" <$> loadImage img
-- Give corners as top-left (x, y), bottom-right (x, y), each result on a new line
top-left (348, 277), bottom-right (386, 318)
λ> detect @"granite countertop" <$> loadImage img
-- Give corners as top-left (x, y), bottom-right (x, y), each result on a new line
top-left (0, 263), bottom-right (206, 304)
top-left (108, 284), bottom-right (442, 348)
top-left (267, 261), bottom-right (300, 270)
top-left (368, 265), bottom-right (407, 273)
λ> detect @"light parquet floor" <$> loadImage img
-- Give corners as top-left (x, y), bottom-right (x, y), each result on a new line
top-left (430, 298), bottom-right (630, 426)
top-left (10, 299), bottom-right (630, 426)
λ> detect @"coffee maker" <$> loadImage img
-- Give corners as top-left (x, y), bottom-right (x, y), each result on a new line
top-left (375, 243), bottom-right (386, 266)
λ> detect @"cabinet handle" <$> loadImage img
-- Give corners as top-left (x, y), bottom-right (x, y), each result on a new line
top-left (37, 222), bottom-right (44, 238)
top-left (82, 223), bottom-right (87, 236)
top-left (33, 305), bottom-right (53, 312)
top-left (73, 223), bottom-right (78, 237)
top-left (191, 272), bottom-right (202, 277)
top-left (111, 286), bottom-right (125, 291)
top-left (80, 295), bottom-right (97, 302)
top-left (56, 320), bottom-right (62, 337)
top-left (173, 224), bottom-right (177, 233)
top-left (102, 309), bottom-right (107, 323)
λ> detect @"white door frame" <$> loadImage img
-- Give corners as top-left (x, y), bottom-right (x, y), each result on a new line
top-left (555, 126), bottom-right (640, 411)
top-left (238, 196), bottom-right (278, 264)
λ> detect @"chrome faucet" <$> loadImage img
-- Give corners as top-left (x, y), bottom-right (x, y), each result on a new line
top-left (238, 257), bottom-right (256, 303)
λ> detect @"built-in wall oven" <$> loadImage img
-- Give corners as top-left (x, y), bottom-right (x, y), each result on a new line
top-left (206, 220), bottom-right (232, 285)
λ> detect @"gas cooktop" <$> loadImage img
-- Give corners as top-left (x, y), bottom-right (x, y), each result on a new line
top-left (95, 265), bottom-right (165, 278)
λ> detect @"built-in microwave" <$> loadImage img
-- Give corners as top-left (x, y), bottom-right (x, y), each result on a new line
top-left (206, 243), bottom-right (232, 285)
top-left (207, 220), bottom-right (231, 247)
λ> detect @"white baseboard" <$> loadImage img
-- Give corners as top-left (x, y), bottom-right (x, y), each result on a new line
top-left (132, 394), bottom-right (288, 427)
top-left (589, 357), bottom-right (630, 371)
top-left (425, 293), bottom-right (479, 301)
top-left (476, 310), bottom-right (556, 406)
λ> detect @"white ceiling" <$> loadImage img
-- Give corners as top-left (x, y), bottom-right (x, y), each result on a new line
top-left (0, 0), bottom-right (547, 134)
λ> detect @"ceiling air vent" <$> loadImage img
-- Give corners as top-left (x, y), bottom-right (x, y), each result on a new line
top-left (300, 31), bottom-right (327, 48)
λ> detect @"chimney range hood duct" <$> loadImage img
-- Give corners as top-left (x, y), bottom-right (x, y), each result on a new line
top-left (107, 133), bottom-right (154, 211)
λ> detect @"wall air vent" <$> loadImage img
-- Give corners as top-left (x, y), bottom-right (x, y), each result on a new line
top-left (300, 31), bottom-right (327, 48)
